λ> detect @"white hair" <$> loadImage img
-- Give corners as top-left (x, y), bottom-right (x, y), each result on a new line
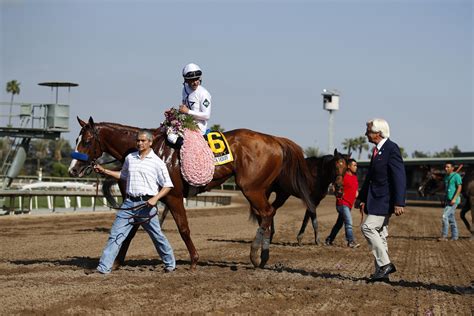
top-left (367, 118), bottom-right (390, 138)
top-left (138, 130), bottom-right (153, 141)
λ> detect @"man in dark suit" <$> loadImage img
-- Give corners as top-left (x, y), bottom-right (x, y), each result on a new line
top-left (359, 118), bottom-right (406, 282)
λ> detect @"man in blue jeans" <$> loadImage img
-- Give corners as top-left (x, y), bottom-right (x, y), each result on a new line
top-left (438, 161), bottom-right (462, 241)
top-left (90, 130), bottom-right (176, 274)
top-left (325, 159), bottom-right (360, 248)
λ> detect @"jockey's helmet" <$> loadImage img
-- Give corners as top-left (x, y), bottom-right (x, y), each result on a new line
top-left (182, 63), bottom-right (202, 80)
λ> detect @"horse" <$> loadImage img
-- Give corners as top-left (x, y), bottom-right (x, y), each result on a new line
top-left (418, 164), bottom-right (474, 239)
top-left (259, 153), bottom-right (349, 245)
top-left (158, 152), bottom-right (349, 245)
top-left (68, 117), bottom-right (319, 269)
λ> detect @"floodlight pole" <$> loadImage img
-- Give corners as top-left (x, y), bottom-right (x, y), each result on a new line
top-left (328, 109), bottom-right (335, 154)
top-left (322, 89), bottom-right (340, 154)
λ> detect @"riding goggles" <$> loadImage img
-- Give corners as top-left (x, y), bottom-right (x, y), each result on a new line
top-left (183, 70), bottom-right (202, 80)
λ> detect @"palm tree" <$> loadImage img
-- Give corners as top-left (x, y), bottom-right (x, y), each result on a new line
top-left (342, 137), bottom-right (358, 156)
top-left (33, 139), bottom-right (50, 172)
top-left (6, 80), bottom-right (21, 127)
top-left (209, 124), bottom-right (225, 132)
top-left (354, 136), bottom-right (369, 159)
top-left (51, 138), bottom-right (69, 162)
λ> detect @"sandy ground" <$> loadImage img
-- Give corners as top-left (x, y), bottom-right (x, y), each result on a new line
top-left (0, 192), bottom-right (472, 315)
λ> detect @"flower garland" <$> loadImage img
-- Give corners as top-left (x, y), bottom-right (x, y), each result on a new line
top-left (180, 129), bottom-right (215, 186)
top-left (160, 108), bottom-right (198, 138)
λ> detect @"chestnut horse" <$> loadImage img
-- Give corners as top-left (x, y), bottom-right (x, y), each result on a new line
top-left (160, 152), bottom-right (348, 245)
top-left (418, 165), bottom-right (474, 238)
top-left (68, 117), bottom-right (316, 269)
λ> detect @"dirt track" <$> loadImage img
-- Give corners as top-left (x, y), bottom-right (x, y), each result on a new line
top-left (0, 192), bottom-right (472, 315)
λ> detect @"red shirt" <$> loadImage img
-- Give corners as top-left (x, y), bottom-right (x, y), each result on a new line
top-left (336, 173), bottom-right (359, 209)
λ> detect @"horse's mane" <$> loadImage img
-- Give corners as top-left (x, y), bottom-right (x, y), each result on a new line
top-left (96, 121), bottom-right (166, 139)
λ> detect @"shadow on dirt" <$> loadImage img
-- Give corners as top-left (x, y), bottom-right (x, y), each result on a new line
top-left (8, 257), bottom-right (471, 295)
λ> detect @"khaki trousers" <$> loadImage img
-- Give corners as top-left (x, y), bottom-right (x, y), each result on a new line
top-left (361, 214), bottom-right (391, 269)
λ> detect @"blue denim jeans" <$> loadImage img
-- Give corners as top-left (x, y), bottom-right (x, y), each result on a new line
top-left (97, 199), bottom-right (176, 274)
top-left (441, 202), bottom-right (459, 240)
top-left (327, 205), bottom-right (355, 243)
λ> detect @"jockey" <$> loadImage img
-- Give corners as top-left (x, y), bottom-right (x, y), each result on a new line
top-left (178, 63), bottom-right (212, 135)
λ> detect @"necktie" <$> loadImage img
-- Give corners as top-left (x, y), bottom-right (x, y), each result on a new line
top-left (372, 147), bottom-right (378, 159)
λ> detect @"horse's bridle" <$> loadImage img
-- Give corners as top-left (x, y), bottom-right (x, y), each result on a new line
top-left (72, 125), bottom-right (157, 225)
top-left (71, 124), bottom-right (117, 175)
top-left (333, 157), bottom-right (346, 197)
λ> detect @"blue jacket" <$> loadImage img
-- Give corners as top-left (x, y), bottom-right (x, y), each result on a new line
top-left (360, 138), bottom-right (406, 215)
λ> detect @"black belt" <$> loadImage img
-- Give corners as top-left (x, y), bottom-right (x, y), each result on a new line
top-left (126, 194), bottom-right (154, 202)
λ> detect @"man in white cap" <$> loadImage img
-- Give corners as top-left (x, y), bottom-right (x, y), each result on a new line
top-left (178, 63), bottom-right (212, 135)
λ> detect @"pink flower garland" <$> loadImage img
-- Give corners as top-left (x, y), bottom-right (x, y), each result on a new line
top-left (180, 129), bottom-right (215, 186)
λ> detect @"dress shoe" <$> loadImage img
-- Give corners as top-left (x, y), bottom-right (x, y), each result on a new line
top-left (369, 263), bottom-right (396, 281)
top-left (84, 268), bottom-right (107, 275)
top-left (347, 241), bottom-right (360, 248)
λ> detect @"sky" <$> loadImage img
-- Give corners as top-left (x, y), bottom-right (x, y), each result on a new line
top-left (1, 0), bottom-right (472, 159)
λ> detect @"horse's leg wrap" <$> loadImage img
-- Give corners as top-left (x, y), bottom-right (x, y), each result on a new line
top-left (250, 227), bottom-right (265, 267)
top-left (259, 228), bottom-right (272, 268)
top-left (310, 212), bottom-right (320, 245)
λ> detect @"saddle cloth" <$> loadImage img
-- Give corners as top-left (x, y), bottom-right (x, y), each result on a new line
top-left (205, 131), bottom-right (234, 165)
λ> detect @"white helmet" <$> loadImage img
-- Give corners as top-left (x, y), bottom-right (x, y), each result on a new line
top-left (182, 63), bottom-right (202, 80)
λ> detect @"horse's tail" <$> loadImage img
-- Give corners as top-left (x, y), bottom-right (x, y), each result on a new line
top-left (277, 137), bottom-right (315, 214)
top-left (102, 177), bottom-right (120, 208)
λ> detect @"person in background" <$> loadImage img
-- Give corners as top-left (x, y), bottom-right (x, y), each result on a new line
top-left (359, 118), bottom-right (406, 282)
top-left (438, 161), bottom-right (462, 241)
top-left (179, 63), bottom-right (212, 135)
top-left (325, 158), bottom-right (360, 248)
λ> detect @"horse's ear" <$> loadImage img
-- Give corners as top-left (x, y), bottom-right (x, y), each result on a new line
top-left (88, 116), bottom-right (95, 127)
top-left (333, 148), bottom-right (338, 156)
top-left (77, 116), bottom-right (87, 127)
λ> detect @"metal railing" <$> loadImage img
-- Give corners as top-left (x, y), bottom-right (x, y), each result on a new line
top-left (0, 190), bottom-right (234, 215)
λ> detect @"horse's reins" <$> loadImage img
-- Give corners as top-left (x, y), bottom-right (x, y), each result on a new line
top-left (72, 125), bottom-right (158, 225)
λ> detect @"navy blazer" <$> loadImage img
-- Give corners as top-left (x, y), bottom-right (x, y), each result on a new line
top-left (360, 138), bottom-right (406, 216)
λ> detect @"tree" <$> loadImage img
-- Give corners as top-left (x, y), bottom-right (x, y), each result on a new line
top-left (0, 138), bottom-right (10, 161)
top-left (51, 162), bottom-right (69, 177)
top-left (354, 136), bottom-right (369, 159)
top-left (32, 139), bottom-right (50, 172)
top-left (412, 150), bottom-right (430, 158)
top-left (50, 138), bottom-right (70, 162)
top-left (342, 137), bottom-right (358, 155)
top-left (304, 146), bottom-right (321, 158)
top-left (209, 124), bottom-right (225, 132)
top-left (399, 147), bottom-right (408, 159)
top-left (6, 80), bottom-right (21, 127)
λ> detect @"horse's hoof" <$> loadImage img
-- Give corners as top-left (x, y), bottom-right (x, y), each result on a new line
top-left (296, 235), bottom-right (303, 246)
top-left (314, 238), bottom-right (321, 245)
